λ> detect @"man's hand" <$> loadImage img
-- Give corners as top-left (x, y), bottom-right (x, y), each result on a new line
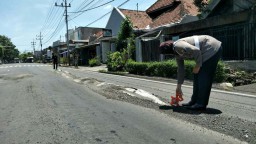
top-left (193, 66), bottom-right (200, 74)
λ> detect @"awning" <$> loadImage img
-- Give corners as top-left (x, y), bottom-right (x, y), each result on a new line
top-left (80, 43), bottom-right (100, 49)
top-left (60, 50), bottom-right (72, 55)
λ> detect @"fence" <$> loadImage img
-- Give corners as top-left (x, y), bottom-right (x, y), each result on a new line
top-left (139, 23), bottom-right (256, 62)
top-left (181, 22), bottom-right (256, 60)
top-left (141, 39), bottom-right (160, 62)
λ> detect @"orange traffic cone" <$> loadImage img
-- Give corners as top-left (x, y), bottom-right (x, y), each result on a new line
top-left (170, 92), bottom-right (184, 106)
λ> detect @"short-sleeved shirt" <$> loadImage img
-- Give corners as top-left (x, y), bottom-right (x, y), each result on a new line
top-left (174, 35), bottom-right (222, 84)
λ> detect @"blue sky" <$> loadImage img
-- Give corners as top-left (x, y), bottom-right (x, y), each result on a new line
top-left (0, 0), bottom-right (157, 53)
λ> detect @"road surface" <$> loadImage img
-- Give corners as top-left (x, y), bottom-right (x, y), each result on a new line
top-left (0, 63), bottom-right (253, 144)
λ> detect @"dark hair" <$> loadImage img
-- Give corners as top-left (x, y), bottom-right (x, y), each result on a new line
top-left (159, 40), bottom-right (177, 55)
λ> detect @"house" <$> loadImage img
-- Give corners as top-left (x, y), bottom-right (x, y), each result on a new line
top-left (70, 27), bottom-right (105, 65)
top-left (161, 0), bottom-right (256, 60)
top-left (135, 0), bottom-right (200, 62)
top-left (106, 7), bottom-right (152, 36)
top-left (102, 7), bottom-right (153, 62)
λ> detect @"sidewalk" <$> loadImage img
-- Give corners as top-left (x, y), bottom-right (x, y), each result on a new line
top-left (60, 65), bottom-right (256, 95)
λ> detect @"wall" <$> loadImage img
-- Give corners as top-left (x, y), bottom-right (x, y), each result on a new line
top-left (101, 41), bottom-right (111, 63)
top-left (105, 7), bottom-right (125, 37)
top-left (74, 27), bottom-right (102, 40)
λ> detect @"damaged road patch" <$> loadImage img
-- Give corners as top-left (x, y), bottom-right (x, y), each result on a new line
top-left (56, 69), bottom-right (255, 143)
top-left (0, 73), bottom-right (33, 81)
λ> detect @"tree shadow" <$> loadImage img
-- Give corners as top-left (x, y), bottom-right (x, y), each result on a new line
top-left (159, 105), bottom-right (222, 115)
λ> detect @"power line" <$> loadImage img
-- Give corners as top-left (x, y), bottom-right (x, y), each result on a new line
top-left (86, 11), bottom-right (111, 26)
top-left (85, 0), bottom-right (131, 27)
top-left (41, 7), bottom-right (62, 36)
top-left (43, 17), bottom-right (65, 45)
top-left (68, 0), bottom-right (94, 20)
top-left (40, 0), bottom-right (57, 31)
top-left (69, 0), bottom-right (114, 13)
top-left (68, 0), bottom-right (114, 21)
top-left (41, 0), bottom-right (62, 35)
top-left (42, 9), bottom-right (64, 38)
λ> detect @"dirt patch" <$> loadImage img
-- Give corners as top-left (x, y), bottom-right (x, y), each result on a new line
top-left (0, 74), bottom-right (33, 81)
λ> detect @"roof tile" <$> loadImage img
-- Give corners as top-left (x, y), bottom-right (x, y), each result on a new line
top-left (149, 0), bottom-right (199, 28)
top-left (119, 9), bottom-right (152, 29)
top-left (146, 0), bottom-right (175, 13)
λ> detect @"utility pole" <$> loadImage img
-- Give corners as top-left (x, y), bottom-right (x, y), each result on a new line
top-left (36, 32), bottom-right (43, 61)
top-left (55, 0), bottom-right (71, 66)
top-left (137, 3), bottom-right (138, 13)
top-left (31, 39), bottom-right (36, 54)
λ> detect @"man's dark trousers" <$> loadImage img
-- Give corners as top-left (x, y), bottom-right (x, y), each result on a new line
top-left (53, 62), bottom-right (58, 70)
top-left (191, 47), bottom-right (222, 106)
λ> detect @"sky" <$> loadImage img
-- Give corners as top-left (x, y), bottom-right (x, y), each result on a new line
top-left (0, 0), bottom-right (157, 53)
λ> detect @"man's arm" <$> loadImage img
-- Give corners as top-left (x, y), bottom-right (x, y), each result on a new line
top-left (175, 41), bottom-right (202, 74)
top-left (176, 56), bottom-right (184, 94)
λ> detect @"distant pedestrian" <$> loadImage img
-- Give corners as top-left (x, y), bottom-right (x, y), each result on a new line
top-left (74, 53), bottom-right (78, 68)
top-left (52, 53), bottom-right (58, 70)
top-left (159, 35), bottom-right (222, 110)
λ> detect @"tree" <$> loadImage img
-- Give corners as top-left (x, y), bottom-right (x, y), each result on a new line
top-left (19, 52), bottom-right (33, 62)
top-left (107, 17), bottom-right (136, 72)
top-left (193, 0), bottom-right (210, 18)
top-left (116, 17), bottom-right (134, 51)
top-left (0, 35), bottom-right (19, 62)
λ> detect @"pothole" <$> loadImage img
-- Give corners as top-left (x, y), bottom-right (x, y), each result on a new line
top-left (0, 74), bottom-right (33, 80)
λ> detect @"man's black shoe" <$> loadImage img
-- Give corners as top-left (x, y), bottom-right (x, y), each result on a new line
top-left (187, 104), bottom-right (206, 111)
top-left (182, 101), bottom-right (195, 107)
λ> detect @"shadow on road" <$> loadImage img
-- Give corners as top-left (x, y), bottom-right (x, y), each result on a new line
top-left (159, 105), bottom-right (222, 115)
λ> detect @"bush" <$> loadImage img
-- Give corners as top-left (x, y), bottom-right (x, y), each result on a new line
top-left (60, 57), bottom-right (68, 65)
top-left (126, 60), bottom-right (226, 82)
top-left (214, 61), bottom-right (226, 82)
top-left (107, 51), bottom-right (124, 71)
top-left (184, 61), bottom-right (195, 80)
top-left (89, 57), bottom-right (101, 67)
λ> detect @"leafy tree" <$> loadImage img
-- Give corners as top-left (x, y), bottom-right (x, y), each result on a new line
top-left (107, 17), bottom-right (136, 71)
top-left (19, 52), bottom-right (33, 62)
top-left (116, 17), bottom-right (134, 51)
top-left (193, 0), bottom-right (211, 18)
top-left (0, 35), bottom-right (19, 62)
top-left (194, 0), bottom-right (209, 12)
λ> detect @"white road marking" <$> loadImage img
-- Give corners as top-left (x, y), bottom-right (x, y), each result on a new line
top-left (0, 64), bottom-right (51, 69)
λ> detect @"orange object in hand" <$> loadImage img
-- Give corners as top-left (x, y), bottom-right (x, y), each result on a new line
top-left (170, 92), bottom-right (184, 106)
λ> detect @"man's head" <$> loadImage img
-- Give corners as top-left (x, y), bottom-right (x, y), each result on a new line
top-left (159, 40), bottom-right (177, 55)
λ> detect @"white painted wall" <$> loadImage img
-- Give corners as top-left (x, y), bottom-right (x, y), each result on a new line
top-left (136, 38), bottom-right (142, 62)
top-left (105, 7), bottom-right (125, 37)
top-left (96, 45), bottom-right (101, 60)
top-left (101, 42), bottom-right (111, 63)
top-left (111, 43), bottom-right (116, 52)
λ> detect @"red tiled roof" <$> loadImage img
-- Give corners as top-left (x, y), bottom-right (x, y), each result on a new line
top-left (146, 0), bottom-right (175, 13)
top-left (119, 9), bottom-right (152, 29)
top-left (149, 0), bottom-right (199, 28)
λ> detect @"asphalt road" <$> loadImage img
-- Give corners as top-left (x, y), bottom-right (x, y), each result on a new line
top-left (60, 66), bottom-right (256, 121)
top-left (0, 63), bottom-right (252, 144)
